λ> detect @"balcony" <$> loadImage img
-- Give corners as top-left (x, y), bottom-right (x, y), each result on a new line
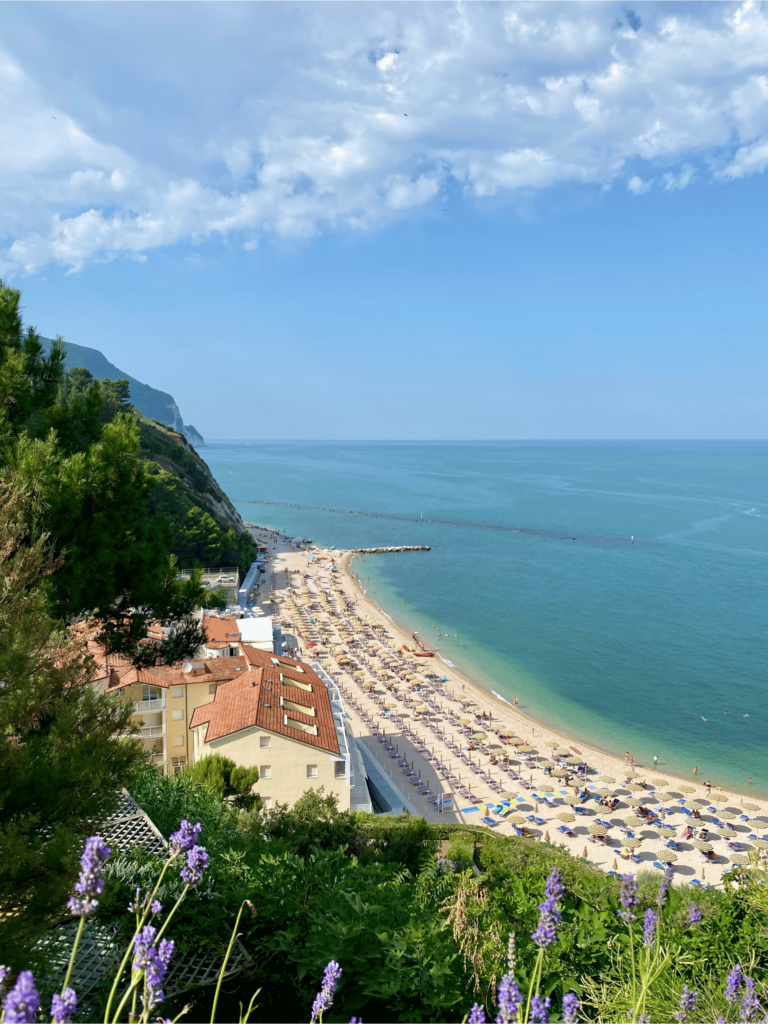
top-left (136, 697), bottom-right (166, 712)
top-left (139, 724), bottom-right (166, 738)
top-left (151, 751), bottom-right (167, 765)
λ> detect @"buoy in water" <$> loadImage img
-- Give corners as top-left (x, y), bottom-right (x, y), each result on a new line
top-left (631, 535), bottom-right (634, 543)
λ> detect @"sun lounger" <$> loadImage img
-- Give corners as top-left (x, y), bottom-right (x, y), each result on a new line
top-left (557, 825), bottom-right (575, 838)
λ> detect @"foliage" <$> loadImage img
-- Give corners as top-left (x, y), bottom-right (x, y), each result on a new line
top-left (0, 483), bottom-right (147, 969)
top-left (186, 755), bottom-right (261, 811)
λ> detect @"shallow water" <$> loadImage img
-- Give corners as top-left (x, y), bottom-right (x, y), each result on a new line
top-left (204, 440), bottom-right (768, 796)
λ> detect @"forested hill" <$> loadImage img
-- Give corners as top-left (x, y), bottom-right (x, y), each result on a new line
top-left (138, 414), bottom-right (257, 573)
top-left (41, 335), bottom-right (205, 447)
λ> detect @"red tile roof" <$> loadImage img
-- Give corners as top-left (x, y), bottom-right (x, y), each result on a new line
top-left (189, 665), bottom-right (340, 754)
top-left (202, 616), bottom-right (242, 643)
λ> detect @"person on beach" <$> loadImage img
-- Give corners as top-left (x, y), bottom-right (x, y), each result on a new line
top-left (653, 754), bottom-right (658, 765)
top-left (693, 766), bottom-right (698, 775)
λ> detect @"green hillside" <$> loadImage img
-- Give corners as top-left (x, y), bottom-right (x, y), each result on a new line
top-left (41, 335), bottom-right (205, 447)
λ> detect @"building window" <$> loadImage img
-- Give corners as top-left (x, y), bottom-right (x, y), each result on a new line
top-left (172, 709), bottom-right (184, 721)
top-left (259, 735), bottom-right (271, 748)
top-left (260, 766), bottom-right (272, 779)
top-left (172, 736), bottom-right (184, 748)
top-left (262, 797), bottom-right (272, 810)
top-left (334, 761), bottom-right (346, 779)
top-left (142, 685), bottom-right (161, 701)
top-left (306, 765), bottom-right (318, 779)
top-left (281, 697), bottom-right (315, 717)
top-left (172, 686), bottom-right (184, 698)
top-left (208, 683), bottom-right (217, 694)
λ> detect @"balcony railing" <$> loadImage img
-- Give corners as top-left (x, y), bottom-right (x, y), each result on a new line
top-left (139, 725), bottom-right (166, 738)
top-left (136, 697), bottom-right (166, 712)
top-left (151, 751), bottom-right (167, 764)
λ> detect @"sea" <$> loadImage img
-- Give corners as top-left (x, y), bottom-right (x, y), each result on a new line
top-left (203, 441), bottom-right (768, 797)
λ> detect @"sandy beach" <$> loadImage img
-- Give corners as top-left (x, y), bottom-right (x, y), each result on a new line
top-left (247, 528), bottom-right (767, 888)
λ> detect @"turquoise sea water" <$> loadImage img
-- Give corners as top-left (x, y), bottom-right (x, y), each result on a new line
top-left (204, 441), bottom-right (767, 796)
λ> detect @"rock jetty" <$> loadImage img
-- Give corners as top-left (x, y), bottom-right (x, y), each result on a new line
top-left (353, 546), bottom-right (430, 553)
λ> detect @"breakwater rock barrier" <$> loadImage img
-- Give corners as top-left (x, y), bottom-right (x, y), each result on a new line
top-left (353, 546), bottom-right (430, 554)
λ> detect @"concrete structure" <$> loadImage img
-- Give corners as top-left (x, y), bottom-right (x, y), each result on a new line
top-left (237, 561), bottom-right (265, 609)
top-left (236, 616), bottom-right (276, 652)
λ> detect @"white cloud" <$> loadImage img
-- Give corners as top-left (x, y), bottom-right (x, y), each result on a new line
top-left (1, 0), bottom-right (768, 272)
top-left (628, 175), bottom-right (652, 195)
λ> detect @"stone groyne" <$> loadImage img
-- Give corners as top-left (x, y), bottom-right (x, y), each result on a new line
top-left (353, 546), bottom-right (430, 554)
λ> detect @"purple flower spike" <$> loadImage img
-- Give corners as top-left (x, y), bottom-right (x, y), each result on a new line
top-left (495, 972), bottom-right (522, 1023)
top-left (151, 899), bottom-right (162, 915)
top-left (673, 985), bottom-right (698, 1023)
top-left (180, 844), bottom-right (209, 886)
top-left (530, 994), bottom-right (551, 1023)
top-left (2, 970), bottom-right (40, 1023)
top-left (310, 960), bottom-right (342, 1023)
top-left (169, 819), bottom-right (202, 853)
top-left (618, 873), bottom-right (638, 923)
top-left (725, 965), bottom-right (743, 1002)
top-left (467, 1005), bottom-right (487, 1024)
top-left (686, 903), bottom-right (701, 925)
top-left (0, 964), bottom-right (9, 999)
top-left (740, 977), bottom-right (762, 1022)
top-left (51, 987), bottom-right (78, 1024)
top-left (642, 908), bottom-right (657, 948)
top-left (68, 835), bottom-right (111, 916)
top-left (562, 991), bottom-right (579, 1024)
top-left (531, 867), bottom-right (563, 948)
top-left (656, 864), bottom-right (674, 906)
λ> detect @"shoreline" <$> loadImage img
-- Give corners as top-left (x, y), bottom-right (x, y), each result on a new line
top-left (338, 551), bottom-right (761, 806)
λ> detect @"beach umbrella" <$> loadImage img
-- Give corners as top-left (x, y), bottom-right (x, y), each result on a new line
top-left (553, 747), bottom-right (570, 756)
top-left (384, 701), bottom-right (397, 709)
top-left (710, 792), bottom-right (729, 804)
top-left (624, 815), bottom-right (644, 828)
top-left (649, 779), bottom-right (669, 788)
top-left (625, 768), bottom-right (640, 776)
top-left (598, 775), bottom-right (616, 784)
top-left (596, 787), bottom-right (613, 796)
top-left (552, 768), bottom-right (569, 778)
top-left (679, 785), bottom-right (696, 794)
top-left (658, 851), bottom-right (678, 862)
top-left (717, 810), bottom-right (737, 820)
top-left (517, 744), bottom-right (534, 754)
top-left (748, 817), bottom-right (767, 827)
top-left (690, 798), bottom-right (710, 807)
top-left (473, 732), bottom-right (487, 741)
top-left (501, 791), bottom-right (517, 800)
top-left (539, 759), bottom-right (556, 768)
top-left (565, 756), bottom-right (582, 765)
top-left (743, 802), bottom-right (761, 812)
top-left (538, 783), bottom-right (555, 793)
top-left (753, 839), bottom-right (768, 850)
top-left (509, 814), bottom-right (527, 825)
top-left (557, 812), bottom-right (576, 823)
top-left (562, 794), bottom-right (581, 805)
top-left (622, 837), bottom-right (641, 849)
top-left (730, 853), bottom-right (750, 865)
top-left (691, 840), bottom-right (713, 852)
top-left (716, 827), bottom-right (737, 838)
top-left (624, 783), bottom-right (644, 792)
top-left (588, 823), bottom-right (608, 836)
top-left (657, 824), bottom-right (677, 834)
top-left (546, 740), bottom-right (561, 748)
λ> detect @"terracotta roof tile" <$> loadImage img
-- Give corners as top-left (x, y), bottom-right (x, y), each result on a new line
top-left (202, 616), bottom-right (242, 643)
top-left (189, 665), bottom-right (340, 755)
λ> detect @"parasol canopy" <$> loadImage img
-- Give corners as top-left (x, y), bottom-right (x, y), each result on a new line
top-left (588, 823), bottom-right (608, 835)
top-left (562, 794), bottom-right (581, 805)
top-left (473, 731), bottom-right (487, 740)
top-left (552, 768), bottom-right (568, 778)
top-left (622, 837), bottom-right (641, 849)
top-left (539, 760), bottom-right (555, 769)
top-left (753, 839), bottom-right (768, 850)
top-left (509, 814), bottom-right (527, 825)
top-left (691, 840), bottom-right (713, 852)
top-left (743, 802), bottom-right (761, 812)
top-left (649, 779), bottom-right (669, 788)
top-left (709, 792), bottom-right (729, 803)
top-left (565, 756), bottom-right (582, 765)
top-left (679, 785), bottom-right (697, 794)
top-left (730, 853), bottom-right (750, 865)
top-left (717, 810), bottom-right (737, 820)
top-left (596, 787), bottom-right (613, 796)
top-left (556, 812), bottom-right (576, 823)
top-left (624, 815), bottom-right (644, 827)
top-left (599, 775), bottom-right (616, 784)
top-left (658, 850), bottom-right (678, 862)
top-left (517, 745), bottom-right (534, 754)
top-left (716, 827), bottom-right (737, 838)
top-left (553, 747), bottom-right (571, 756)
top-left (624, 783), bottom-right (644, 792)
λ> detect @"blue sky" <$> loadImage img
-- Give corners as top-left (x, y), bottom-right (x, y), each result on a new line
top-left (2, 1), bottom-right (766, 439)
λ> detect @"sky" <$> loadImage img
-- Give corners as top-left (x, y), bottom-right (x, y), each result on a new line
top-left (1, 1), bottom-right (766, 440)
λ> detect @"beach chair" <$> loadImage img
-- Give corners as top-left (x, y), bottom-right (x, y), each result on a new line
top-left (482, 816), bottom-right (498, 827)
top-left (557, 825), bottom-right (575, 838)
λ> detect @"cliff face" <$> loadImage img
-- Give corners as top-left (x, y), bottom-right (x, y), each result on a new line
top-left (42, 337), bottom-right (205, 447)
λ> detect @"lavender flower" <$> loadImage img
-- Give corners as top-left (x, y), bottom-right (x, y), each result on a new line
top-left (50, 987), bottom-right (78, 1024)
top-left (169, 819), bottom-right (202, 853)
top-left (656, 865), bottom-right (674, 906)
top-left (67, 835), bottom-right (111, 916)
top-left (642, 908), bottom-right (657, 948)
top-left (740, 977), bottom-right (762, 1023)
top-left (618, 873), bottom-right (639, 923)
top-left (562, 991), bottom-right (579, 1024)
top-left (0, 965), bottom-right (8, 1001)
top-left (468, 1005), bottom-right (487, 1024)
top-left (310, 960), bottom-right (342, 1023)
top-left (151, 899), bottom-right (162, 915)
top-left (673, 986), bottom-right (697, 1023)
top-left (134, 925), bottom-right (159, 970)
top-left (531, 867), bottom-right (563, 948)
top-left (725, 965), bottom-right (743, 1002)
top-left (127, 886), bottom-right (142, 913)
top-left (495, 972), bottom-right (522, 1023)
top-left (530, 994), bottom-right (551, 1023)
top-left (180, 845), bottom-right (209, 886)
top-left (145, 939), bottom-right (175, 1010)
top-left (2, 971), bottom-right (40, 1023)
top-left (686, 903), bottom-right (701, 925)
